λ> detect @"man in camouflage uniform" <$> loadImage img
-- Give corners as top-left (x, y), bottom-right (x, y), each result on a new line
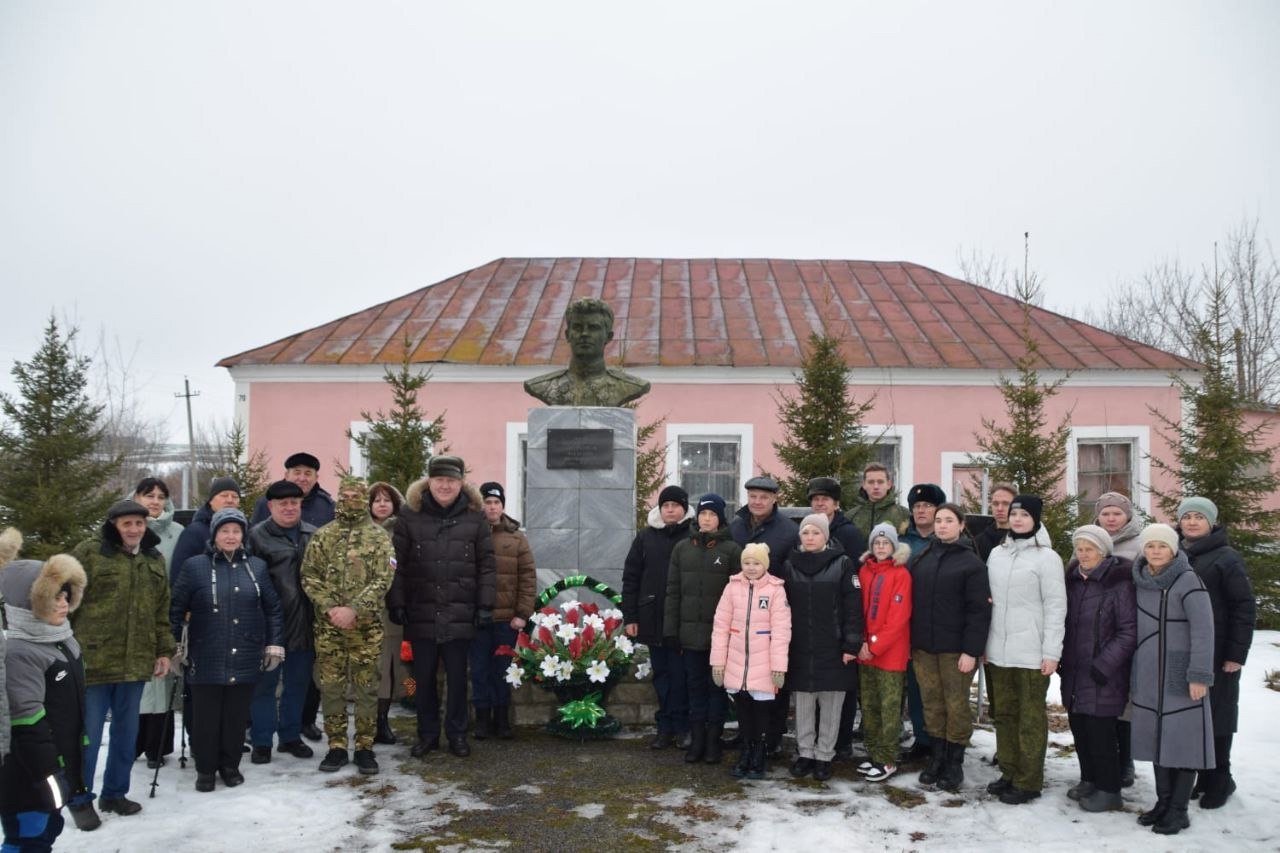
top-left (300, 477), bottom-right (395, 775)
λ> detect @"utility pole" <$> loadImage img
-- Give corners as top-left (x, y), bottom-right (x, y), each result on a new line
top-left (175, 377), bottom-right (200, 508)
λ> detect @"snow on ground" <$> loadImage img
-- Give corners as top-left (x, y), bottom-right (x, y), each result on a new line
top-left (53, 634), bottom-right (1280, 851)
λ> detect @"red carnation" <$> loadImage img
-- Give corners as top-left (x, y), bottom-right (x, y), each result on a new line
top-left (581, 624), bottom-right (596, 646)
top-left (538, 625), bottom-right (555, 647)
top-left (564, 607), bottom-right (580, 625)
top-left (568, 635), bottom-right (583, 659)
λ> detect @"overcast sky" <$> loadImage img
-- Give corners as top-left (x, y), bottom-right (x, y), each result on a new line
top-left (2, 2), bottom-right (1277, 442)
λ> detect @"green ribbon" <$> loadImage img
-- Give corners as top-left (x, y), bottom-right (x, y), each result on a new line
top-left (557, 692), bottom-right (606, 729)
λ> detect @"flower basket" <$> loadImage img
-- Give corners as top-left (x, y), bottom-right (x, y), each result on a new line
top-left (497, 575), bottom-right (633, 740)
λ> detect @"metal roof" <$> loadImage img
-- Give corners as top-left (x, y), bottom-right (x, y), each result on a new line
top-left (217, 258), bottom-right (1200, 372)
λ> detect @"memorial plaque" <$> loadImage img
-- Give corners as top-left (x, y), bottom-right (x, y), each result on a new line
top-left (547, 428), bottom-right (614, 469)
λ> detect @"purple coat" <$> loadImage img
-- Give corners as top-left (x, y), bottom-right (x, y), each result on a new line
top-left (1059, 555), bottom-right (1136, 717)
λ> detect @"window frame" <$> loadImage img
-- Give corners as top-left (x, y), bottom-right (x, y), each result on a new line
top-left (664, 423), bottom-right (754, 510)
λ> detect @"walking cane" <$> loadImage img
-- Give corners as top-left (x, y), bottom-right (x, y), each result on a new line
top-left (149, 672), bottom-right (181, 799)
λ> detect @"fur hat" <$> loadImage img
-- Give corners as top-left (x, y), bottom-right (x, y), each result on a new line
top-left (0, 554), bottom-right (87, 621)
top-left (1071, 524), bottom-right (1113, 556)
top-left (0, 527), bottom-right (22, 567)
top-left (800, 513), bottom-right (830, 542)
top-left (741, 542), bottom-right (771, 570)
top-left (1177, 496), bottom-right (1219, 525)
top-left (806, 477), bottom-right (841, 502)
top-left (428, 455), bottom-right (466, 479)
top-left (1139, 523), bottom-right (1179, 553)
top-left (907, 483), bottom-right (947, 508)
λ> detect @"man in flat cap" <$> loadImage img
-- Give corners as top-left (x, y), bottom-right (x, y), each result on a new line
top-left (251, 451), bottom-right (336, 529)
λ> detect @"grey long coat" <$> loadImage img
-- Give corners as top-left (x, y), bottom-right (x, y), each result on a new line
top-left (1130, 550), bottom-right (1216, 769)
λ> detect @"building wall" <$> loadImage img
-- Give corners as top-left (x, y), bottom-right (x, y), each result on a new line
top-left (236, 366), bottom-right (1192, 524)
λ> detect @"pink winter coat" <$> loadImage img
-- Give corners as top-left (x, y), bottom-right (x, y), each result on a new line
top-left (710, 572), bottom-right (791, 695)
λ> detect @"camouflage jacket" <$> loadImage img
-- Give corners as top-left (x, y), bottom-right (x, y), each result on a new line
top-left (300, 518), bottom-right (395, 628)
top-left (70, 523), bottom-right (175, 686)
top-left (847, 492), bottom-right (911, 540)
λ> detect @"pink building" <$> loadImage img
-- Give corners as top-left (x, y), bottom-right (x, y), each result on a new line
top-left (218, 257), bottom-right (1251, 523)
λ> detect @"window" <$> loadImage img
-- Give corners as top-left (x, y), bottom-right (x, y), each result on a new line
top-left (348, 420), bottom-right (433, 481)
top-left (679, 438), bottom-right (741, 514)
top-left (504, 422), bottom-right (529, 523)
top-left (1077, 440), bottom-right (1134, 505)
top-left (951, 465), bottom-right (991, 514)
top-left (870, 441), bottom-right (900, 488)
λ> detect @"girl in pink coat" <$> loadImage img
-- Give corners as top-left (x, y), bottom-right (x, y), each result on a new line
top-left (711, 543), bottom-right (791, 779)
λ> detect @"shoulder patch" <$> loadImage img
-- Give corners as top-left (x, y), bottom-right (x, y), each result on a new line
top-left (852, 575), bottom-right (862, 589)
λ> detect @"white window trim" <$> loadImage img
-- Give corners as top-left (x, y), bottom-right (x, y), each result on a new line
top-left (505, 421), bottom-right (529, 523)
top-left (665, 423), bottom-right (754, 504)
top-left (1067, 425), bottom-right (1152, 514)
top-left (348, 421), bottom-right (373, 478)
top-left (864, 424), bottom-right (913, 498)
top-left (940, 451), bottom-right (994, 508)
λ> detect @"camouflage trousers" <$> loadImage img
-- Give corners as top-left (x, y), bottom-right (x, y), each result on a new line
top-left (988, 665), bottom-right (1050, 792)
top-left (315, 622), bottom-right (383, 750)
top-left (859, 665), bottom-right (906, 767)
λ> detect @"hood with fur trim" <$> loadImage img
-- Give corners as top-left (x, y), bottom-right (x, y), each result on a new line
top-left (405, 477), bottom-right (484, 514)
top-left (646, 503), bottom-right (695, 530)
top-left (0, 554), bottom-right (87, 620)
top-left (860, 542), bottom-right (912, 566)
top-left (0, 526), bottom-right (22, 567)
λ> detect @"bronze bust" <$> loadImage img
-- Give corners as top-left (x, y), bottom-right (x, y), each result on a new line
top-left (524, 298), bottom-right (650, 407)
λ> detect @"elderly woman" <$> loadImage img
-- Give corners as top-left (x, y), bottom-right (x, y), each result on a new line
top-left (909, 502), bottom-right (992, 793)
top-left (983, 495), bottom-right (1067, 806)
top-left (170, 509), bottom-right (284, 792)
top-left (1177, 497), bottom-right (1255, 809)
top-left (1130, 523), bottom-right (1215, 836)
top-left (368, 481), bottom-right (408, 746)
top-left (1059, 525), bottom-right (1136, 813)
top-left (1092, 490), bottom-right (1141, 785)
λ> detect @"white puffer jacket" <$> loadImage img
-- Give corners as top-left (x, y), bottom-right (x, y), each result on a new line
top-left (984, 525), bottom-right (1067, 669)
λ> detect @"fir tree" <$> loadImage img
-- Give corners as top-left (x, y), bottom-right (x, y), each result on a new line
top-left (347, 342), bottom-right (447, 493)
top-left (632, 411), bottom-right (669, 529)
top-left (968, 329), bottom-right (1081, 556)
top-left (220, 420), bottom-right (272, 510)
top-left (0, 317), bottom-right (120, 557)
top-left (1149, 276), bottom-right (1280, 553)
top-left (767, 332), bottom-right (877, 507)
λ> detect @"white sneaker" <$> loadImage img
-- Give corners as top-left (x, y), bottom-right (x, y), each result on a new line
top-left (865, 763), bottom-right (897, 782)
top-left (856, 760), bottom-right (875, 775)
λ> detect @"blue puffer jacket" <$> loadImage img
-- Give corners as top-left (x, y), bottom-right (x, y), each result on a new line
top-left (170, 545), bottom-right (284, 686)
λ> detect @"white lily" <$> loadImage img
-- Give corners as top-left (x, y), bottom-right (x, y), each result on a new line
top-left (504, 661), bottom-right (524, 687)
top-left (555, 659), bottom-right (574, 682)
top-left (602, 608), bottom-right (624, 622)
top-left (555, 622), bottom-right (578, 642)
top-left (634, 661), bottom-right (652, 679)
top-left (613, 635), bottom-right (635, 655)
top-left (587, 660), bottom-right (611, 683)
top-left (583, 614), bottom-right (606, 633)
top-left (540, 655), bottom-right (563, 678)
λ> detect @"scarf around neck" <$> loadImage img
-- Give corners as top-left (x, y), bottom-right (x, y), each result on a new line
top-left (4, 604), bottom-right (73, 643)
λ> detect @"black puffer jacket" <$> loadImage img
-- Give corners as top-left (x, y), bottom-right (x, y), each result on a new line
top-left (622, 505), bottom-right (692, 645)
top-left (663, 525), bottom-right (741, 650)
top-left (909, 537), bottom-right (991, 657)
top-left (388, 481), bottom-right (496, 644)
top-left (248, 519), bottom-right (317, 652)
top-left (781, 542), bottom-right (863, 692)
top-left (1182, 524), bottom-right (1256, 734)
top-left (828, 510), bottom-right (867, 564)
top-left (170, 545), bottom-right (284, 686)
top-left (171, 503), bottom-right (214, 586)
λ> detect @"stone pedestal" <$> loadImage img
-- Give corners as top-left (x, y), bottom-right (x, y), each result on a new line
top-left (524, 407), bottom-right (635, 595)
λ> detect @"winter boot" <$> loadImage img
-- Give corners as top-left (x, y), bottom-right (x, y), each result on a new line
top-left (704, 723), bottom-right (725, 764)
top-left (1199, 774), bottom-right (1236, 809)
top-left (1153, 769), bottom-right (1194, 835)
top-left (918, 740), bottom-right (947, 788)
top-left (684, 723), bottom-right (707, 763)
top-left (495, 705), bottom-right (514, 739)
top-left (937, 742), bottom-right (966, 793)
top-left (1079, 788), bottom-right (1124, 812)
top-left (1066, 780), bottom-right (1096, 801)
top-left (194, 773), bottom-right (216, 793)
top-left (319, 748), bottom-right (349, 772)
top-left (649, 731), bottom-right (675, 750)
top-left (746, 738), bottom-right (768, 780)
top-left (731, 743), bottom-right (751, 778)
top-left (354, 749), bottom-right (380, 776)
top-left (375, 699), bottom-right (398, 745)
top-left (68, 802), bottom-right (101, 831)
top-left (1138, 765), bottom-right (1173, 826)
top-left (472, 707), bottom-right (492, 740)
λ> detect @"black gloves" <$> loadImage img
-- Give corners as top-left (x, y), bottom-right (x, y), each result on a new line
top-left (388, 608), bottom-right (407, 627)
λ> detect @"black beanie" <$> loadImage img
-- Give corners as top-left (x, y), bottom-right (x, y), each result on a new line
top-left (479, 482), bottom-right (506, 506)
top-left (657, 485), bottom-right (689, 511)
top-left (1009, 493), bottom-right (1044, 539)
top-left (696, 493), bottom-right (728, 528)
top-left (207, 476), bottom-right (242, 502)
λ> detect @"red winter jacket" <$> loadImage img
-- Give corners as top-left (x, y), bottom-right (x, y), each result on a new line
top-left (859, 545), bottom-right (913, 672)
top-left (710, 572), bottom-right (791, 694)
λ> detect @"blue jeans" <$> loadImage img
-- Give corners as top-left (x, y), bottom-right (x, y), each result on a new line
top-left (1, 810), bottom-right (64, 853)
top-left (683, 648), bottom-right (728, 725)
top-left (468, 623), bottom-right (517, 709)
top-left (648, 645), bottom-right (689, 734)
top-left (81, 681), bottom-right (145, 801)
top-left (250, 649), bottom-right (316, 747)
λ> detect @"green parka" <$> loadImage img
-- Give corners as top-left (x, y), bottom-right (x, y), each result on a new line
top-left (70, 521), bottom-right (175, 685)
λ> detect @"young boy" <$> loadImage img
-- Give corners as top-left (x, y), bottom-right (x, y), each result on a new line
top-left (856, 523), bottom-right (913, 782)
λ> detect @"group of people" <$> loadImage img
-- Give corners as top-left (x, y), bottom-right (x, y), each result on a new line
top-left (0, 451), bottom-right (529, 851)
top-left (621, 465), bottom-right (1256, 838)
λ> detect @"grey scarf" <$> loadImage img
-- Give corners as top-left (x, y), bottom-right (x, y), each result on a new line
top-left (4, 604), bottom-right (73, 643)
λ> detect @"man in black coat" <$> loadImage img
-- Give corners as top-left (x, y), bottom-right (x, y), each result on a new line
top-left (1178, 497), bottom-right (1256, 809)
top-left (249, 452), bottom-right (336, 529)
top-left (247, 480), bottom-right (318, 764)
top-left (388, 455), bottom-right (496, 759)
top-left (622, 485), bottom-right (693, 750)
top-left (807, 476), bottom-right (866, 760)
